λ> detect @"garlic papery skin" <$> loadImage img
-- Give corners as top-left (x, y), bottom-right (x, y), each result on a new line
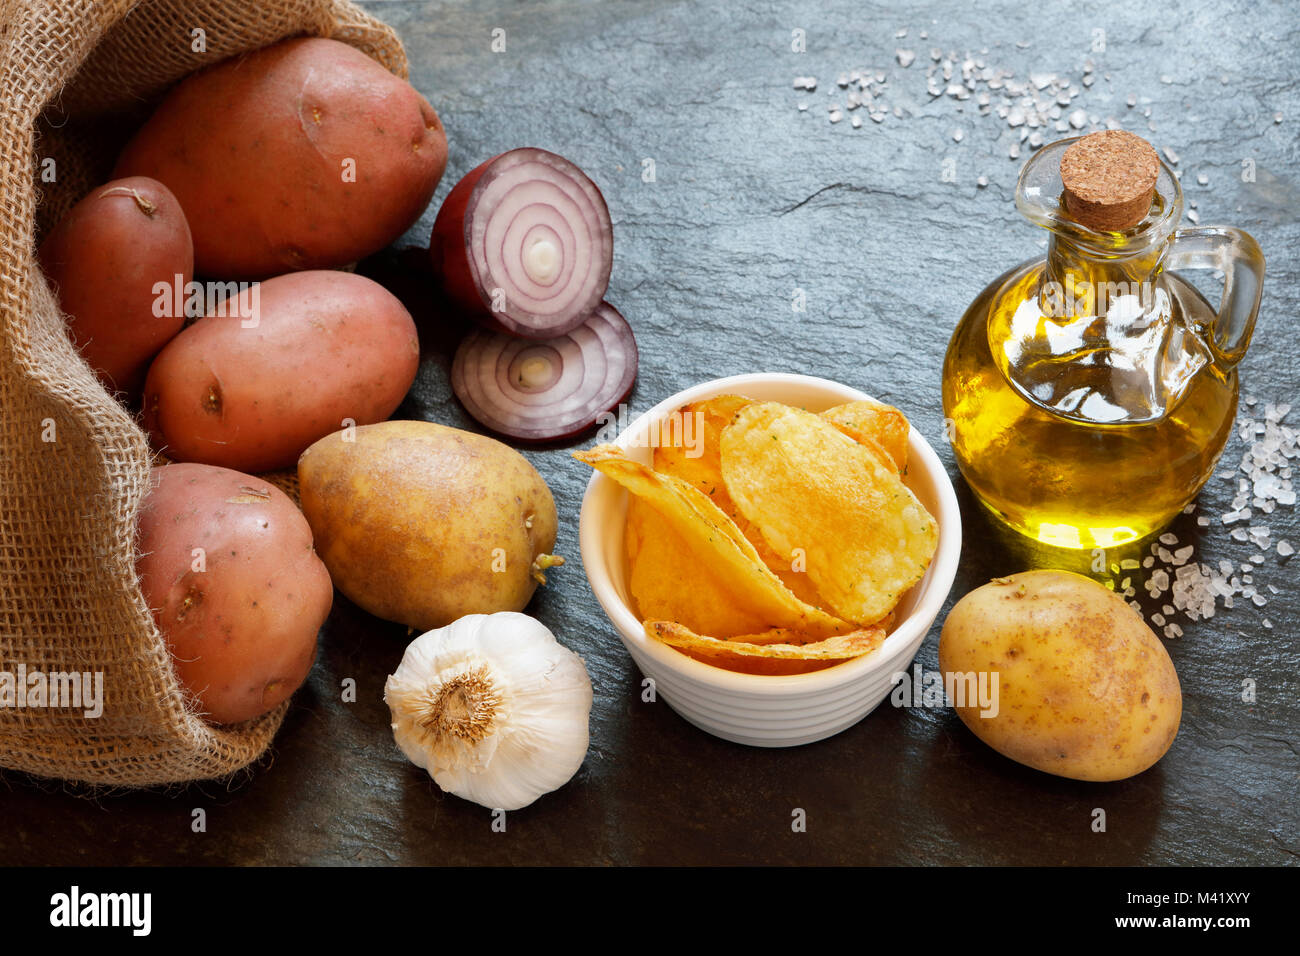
top-left (384, 612), bottom-right (593, 811)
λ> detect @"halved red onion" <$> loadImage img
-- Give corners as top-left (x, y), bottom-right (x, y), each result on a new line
top-left (451, 301), bottom-right (637, 442)
top-left (431, 148), bottom-right (613, 339)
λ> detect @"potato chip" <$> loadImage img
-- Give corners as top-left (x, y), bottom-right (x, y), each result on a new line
top-left (575, 444), bottom-right (851, 637)
top-left (625, 496), bottom-right (783, 636)
top-left (720, 403), bottom-right (938, 625)
top-left (820, 399), bottom-right (910, 473)
top-left (652, 394), bottom-right (751, 501)
top-left (651, 395), bottom-right (825, 607)
top-left (646, 620), bottom-right (888, 676)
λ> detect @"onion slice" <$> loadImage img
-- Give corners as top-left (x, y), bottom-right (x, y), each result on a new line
top-left (431, 148), bottom-right (613, 339)
top-left (451, 301), bottom-right (637, 442)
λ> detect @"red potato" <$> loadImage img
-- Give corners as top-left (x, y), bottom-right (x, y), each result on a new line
top-left (136, 463), bottom-right (333, 725)
top-left (113, 37), bottom-right (447, 279)
top-left (142, 270), bottom-right (419, 473)
top-left (38, 176), bottom-right (192, 397)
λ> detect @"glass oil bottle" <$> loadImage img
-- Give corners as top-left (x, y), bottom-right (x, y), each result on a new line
top-left (942, 131), bottom-right (1265, 549)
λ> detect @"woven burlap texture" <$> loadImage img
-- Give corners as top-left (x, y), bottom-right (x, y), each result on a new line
top-left (0, 0), bottom-right (406, 786)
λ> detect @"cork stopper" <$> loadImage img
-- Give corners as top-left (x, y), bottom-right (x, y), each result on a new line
top-left (1059, 130), bottom-right (1159, 231)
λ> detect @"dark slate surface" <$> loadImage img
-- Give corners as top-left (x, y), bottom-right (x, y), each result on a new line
top-left (3, 0), bottom-right (1297, 865)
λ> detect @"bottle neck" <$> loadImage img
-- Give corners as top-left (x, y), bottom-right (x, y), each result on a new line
top-left (1040, 226), bottom-right (1166, 322)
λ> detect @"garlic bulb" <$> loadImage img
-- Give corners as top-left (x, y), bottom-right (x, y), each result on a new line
top-left (384, 612), bottom-right (592, 811)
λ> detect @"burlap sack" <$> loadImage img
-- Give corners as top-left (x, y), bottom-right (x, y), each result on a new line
top-left (0, 0), bottom-right (407, 786)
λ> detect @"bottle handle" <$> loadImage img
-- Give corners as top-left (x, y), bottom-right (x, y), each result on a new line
top-left (1165, 226), bottom-right (1265, 368)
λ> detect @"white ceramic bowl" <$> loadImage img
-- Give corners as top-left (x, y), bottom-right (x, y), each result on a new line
top-left (578, 373), bottom-right (962, 747)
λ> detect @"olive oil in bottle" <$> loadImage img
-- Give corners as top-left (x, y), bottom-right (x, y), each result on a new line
top-left (942, 131), bottom-right (1264, 550)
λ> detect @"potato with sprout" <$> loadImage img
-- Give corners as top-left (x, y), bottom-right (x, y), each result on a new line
top-left (298, 421), bottom-right (563, 630)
